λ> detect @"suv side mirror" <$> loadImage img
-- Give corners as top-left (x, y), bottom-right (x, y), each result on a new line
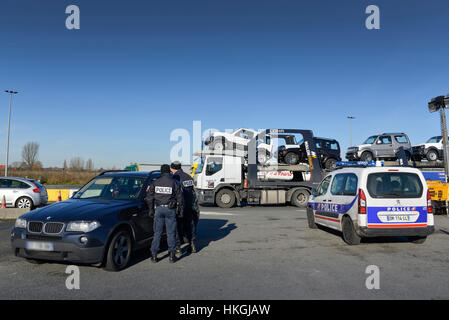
top-left (311, 189), bottom-right (318, 196)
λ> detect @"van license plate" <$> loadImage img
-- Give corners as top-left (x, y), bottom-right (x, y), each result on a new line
top-left (386, 215), bottom-right (411, 222)
top-left (26, 241), bottom-right (54, 251)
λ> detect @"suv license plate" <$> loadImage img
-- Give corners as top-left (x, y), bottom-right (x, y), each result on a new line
top-left (26, 241), bottom-right (54, 251)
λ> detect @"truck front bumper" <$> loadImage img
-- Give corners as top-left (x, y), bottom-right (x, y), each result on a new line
top-left (197, 189), bottom-right (215, 204)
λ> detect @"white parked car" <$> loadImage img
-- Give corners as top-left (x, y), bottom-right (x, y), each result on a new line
top-left (307, 164), bottom-right (434, 245)
top-left (204, 128), bottom-right (273, 163)
top-left (0, 177), bottom-right (48, 209)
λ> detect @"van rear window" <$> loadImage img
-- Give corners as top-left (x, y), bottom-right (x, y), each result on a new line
top-left (367, 172), bottom-right (423, 198)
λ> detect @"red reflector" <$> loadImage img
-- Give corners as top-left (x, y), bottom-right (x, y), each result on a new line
top-left (388, 169), bottom-right (399, 172)
top-left (427, 190), bottom-right (433, 214)
top-left (358, 189), bottom-right (367, 214)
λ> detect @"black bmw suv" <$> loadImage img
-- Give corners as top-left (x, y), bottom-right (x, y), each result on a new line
top-left (11, 170), bottom-right (161, 271)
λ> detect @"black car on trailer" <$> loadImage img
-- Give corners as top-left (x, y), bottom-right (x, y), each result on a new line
top-left (11, 170), bottom-right (161, 271)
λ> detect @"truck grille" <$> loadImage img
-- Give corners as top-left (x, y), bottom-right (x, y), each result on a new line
top-left (28, 222), bottom-right (43, 233)
top-left (44, 222), bottom-right (64, 234)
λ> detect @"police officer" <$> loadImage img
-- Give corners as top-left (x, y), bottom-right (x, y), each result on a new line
top-left (171, 161), bottom-right (199, 253)
top-left (146, 164), bottom-right (184, 263)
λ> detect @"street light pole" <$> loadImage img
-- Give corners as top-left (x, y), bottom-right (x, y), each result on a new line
top-left (347, 116), bottom-right (355, 147)
top-left (4, 90), bottom-right (18, 177)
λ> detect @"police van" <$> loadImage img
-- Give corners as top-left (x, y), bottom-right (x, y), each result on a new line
top-left (307, 162), bottom-right (435, 245)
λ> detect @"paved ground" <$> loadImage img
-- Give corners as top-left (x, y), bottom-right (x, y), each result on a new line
top-left (1, 206), bottom-right (449, 300)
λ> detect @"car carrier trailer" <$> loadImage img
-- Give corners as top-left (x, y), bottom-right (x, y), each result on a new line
top-left (194, 129), bottom-right (324, 208)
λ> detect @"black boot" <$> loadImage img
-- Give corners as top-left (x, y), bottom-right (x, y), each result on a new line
top-left (176, 245), bottom-right (182, 255)
top-left (151, 254), bottom-right (158, 263)
top-left (169, 251), bottom-right (177, 263)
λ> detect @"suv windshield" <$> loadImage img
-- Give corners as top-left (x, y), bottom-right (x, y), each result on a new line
top-left (364, 136), bottom-right (379, 144)
top-left (367, 172), bottom-right (423, 198)
top-left (427, 136), bottom-right (442, 143)
top-left (73, 176), bottom-right (145, 200)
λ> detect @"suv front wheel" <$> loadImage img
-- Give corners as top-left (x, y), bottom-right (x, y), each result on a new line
top-left (360, 151), bottom-right (373, 162)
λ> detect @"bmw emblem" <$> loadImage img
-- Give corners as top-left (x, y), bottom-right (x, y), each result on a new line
top-left (46, 216), bottom-right (51, 220)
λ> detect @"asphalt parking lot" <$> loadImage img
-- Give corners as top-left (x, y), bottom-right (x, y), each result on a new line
top-left (1, 206), bottom-right (449, 300)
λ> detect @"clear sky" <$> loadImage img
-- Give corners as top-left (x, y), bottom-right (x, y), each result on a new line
top-left (1, 0), bottom-right (449, 169)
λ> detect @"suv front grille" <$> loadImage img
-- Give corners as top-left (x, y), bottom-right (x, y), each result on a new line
top-left (44, 222), bottom-right (64, 234)
top-left (27, 221), bottom-right (64, 234)
top-left (28, 222), bottom-right (43, 233)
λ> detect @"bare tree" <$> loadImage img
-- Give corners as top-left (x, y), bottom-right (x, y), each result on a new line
top-left (63, 160), bottom-right (67, 170)
top-left (70, 157), bottom-right (85, 171)
top-left (85, 158), bottom-right (94, 171)
top-left (22, 142), bottom-right (40, 169)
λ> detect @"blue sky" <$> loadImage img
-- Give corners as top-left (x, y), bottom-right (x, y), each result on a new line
top-left (1, 0), bottom-right (449, 168)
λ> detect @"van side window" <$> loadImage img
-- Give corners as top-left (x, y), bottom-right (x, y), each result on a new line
top-left (317, 176), bottom-right (332, 196)
top-left (343, 174), bottom-right (358, 196)
top-left (330, 174), bottom-right (346, 195)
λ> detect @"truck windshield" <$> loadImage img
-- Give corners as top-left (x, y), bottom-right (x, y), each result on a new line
top-left (73, 176), bottom-right (145, 200)
top-left (363, 136), bottom-right (378, 144)
top-left (367, 172), bottom-right (423, 199)
top-left (427, 136), bottom-right (442, 143)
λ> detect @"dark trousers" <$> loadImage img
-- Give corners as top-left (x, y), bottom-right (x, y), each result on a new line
top-left (151, 206), bottom-right (177, 255)
top-left (182, 210), bottom-right (199, 243)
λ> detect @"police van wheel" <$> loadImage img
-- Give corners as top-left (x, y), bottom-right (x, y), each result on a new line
top-left (215, 189), bottom-right (235, 208)
top-left (104, 230), bottom-right (132, 272)
top-left (342, 216), bottom-right (361, 245)
top-left (306, 207), bottom-right (317, 229)
top-left (291, 189), bottom-right (310, 208)
top-left (409, 236), bottom-right (427, 244)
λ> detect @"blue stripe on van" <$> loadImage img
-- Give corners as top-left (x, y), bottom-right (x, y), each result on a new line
top-left (308, 195), bottom-right (358, 215)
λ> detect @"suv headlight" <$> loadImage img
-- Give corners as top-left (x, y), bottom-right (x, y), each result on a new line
top-left (15, 218), bottom-right (27, 229)
top-left (66, 221), bottom-right (101, 233)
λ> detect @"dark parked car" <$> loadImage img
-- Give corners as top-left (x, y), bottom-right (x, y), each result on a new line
top-left (11, 170), bottom-right (161, 271)
top-left (277, 136), bottom-right (341, 169)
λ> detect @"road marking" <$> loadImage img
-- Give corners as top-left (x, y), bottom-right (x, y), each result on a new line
top-left (200, 211), bottom-right (237, 216)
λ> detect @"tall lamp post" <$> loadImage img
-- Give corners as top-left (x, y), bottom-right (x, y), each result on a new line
top-left (4, 90), bottom-right (18, 177)
top-left (347, 116), bottom-right (355, 147)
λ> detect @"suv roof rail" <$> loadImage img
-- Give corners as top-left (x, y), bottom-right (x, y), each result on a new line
top-left (382, 132), bottom-right (405, 135)
top-left (98, 170), bottom-right (131, 176)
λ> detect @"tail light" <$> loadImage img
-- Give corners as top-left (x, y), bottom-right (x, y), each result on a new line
top-left (427, 190), bottom-right (433, 214)
top-left (358, 188), bottom-right (367, 214)
top-left (31, 182), bottom-right (40, 193)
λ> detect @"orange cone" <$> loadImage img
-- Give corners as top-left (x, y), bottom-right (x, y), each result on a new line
top-left (1, 195), bottom-right (6, 208)
top-left (57, 191), bottom-right (62, 202)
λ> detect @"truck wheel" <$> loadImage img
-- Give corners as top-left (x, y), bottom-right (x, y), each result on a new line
top-left (361, 151), bottom-right (373, 162)
top-left (426, 150), bottom-right (438, 162)
top-left (284, 152), bottom-right (299, 165)
top-left (215, 189), bottom-right (236, 208)
top-left (324, 158), bottom-right (337, 170)
top-left (291, 189), bottom-right (310, 208)
top-left (409, 236), bottom-right (427, 244)
top-left (104, 230), bottom-right (132, 272)
top-left (342, 216), bottom-right (361, 245)
top-left (307, 207), bottom-right (317, 229)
